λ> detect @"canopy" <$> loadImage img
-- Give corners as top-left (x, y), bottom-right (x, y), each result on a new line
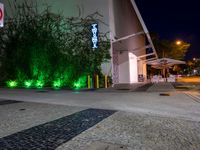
top-left (147, 58), bottom-right (185, 69)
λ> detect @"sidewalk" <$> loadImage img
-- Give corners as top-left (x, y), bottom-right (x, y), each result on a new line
top-left (147, 82), bottom-right (175, 92)
top-left (0, 101), bottom-right (199, 150)
top-left (0, 86), bottom-right (200, 150)
top-left (0, 84), bottom-right (200, 121)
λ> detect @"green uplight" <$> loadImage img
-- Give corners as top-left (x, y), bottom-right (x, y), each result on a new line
top-left (52, 80), bottom-right (62, 89)
top-left (73, 82), bottom-right (81, 89)
top-left (6, 80), bottom-right (18, 88)
top-left (73, 76), bottom-right (86, 89)
top-left (36, 80), bottom-right (44, 88)
top-left (24, 80), bottom-right (33, 88)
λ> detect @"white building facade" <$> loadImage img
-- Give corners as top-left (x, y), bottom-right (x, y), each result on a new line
top-left (65, 0), bottom-right (157, 85)
top-left (109, 0), bottom-right (157, 85)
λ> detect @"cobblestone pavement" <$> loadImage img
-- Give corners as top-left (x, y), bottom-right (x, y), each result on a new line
top-left (1, 88), bottom-right (200, 121)
top-left (0, 103), bottom-right (116, 150)
top-left (185, 92), bottom-right (200, 103)
top-left (57, 111), bottom-right (200, 150)
top-left (147, 82), bottom-right (175, 92)
top-left (0, 90), bottom-right (200, 150)
top-left (132, 83), bottom-right (153, 92)
top-left (0, 102), bottom-right (85, 137)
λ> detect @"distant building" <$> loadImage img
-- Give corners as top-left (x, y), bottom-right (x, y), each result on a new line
top-left (2, 0), bottom-right (157, 86)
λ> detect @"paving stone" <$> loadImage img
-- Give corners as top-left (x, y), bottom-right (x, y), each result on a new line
top-left (147, 83), bottom-right (175, 92)
top-left (133, 83), bottom-right (153, 92)
top-left (0, 108), bottom-right (116, 150)
top-left (87, 141), bottom-right (127, 150)
top-left (0, 102), bottom-right (85, 137)
top-left (57, 111), bottom-right (200, 150)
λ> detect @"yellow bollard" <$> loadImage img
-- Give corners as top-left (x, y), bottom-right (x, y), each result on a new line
top-left (96, 75), bottom-right (99, 88)
top-left (88, 75), bottom-right (90, 89)
top-left (105, 75), bottom-right (108, 88)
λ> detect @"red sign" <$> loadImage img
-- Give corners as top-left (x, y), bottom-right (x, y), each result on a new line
top-left (0, 3), bottom-right (3, 27)
top-left (0, 7), bottom-right (3, 20)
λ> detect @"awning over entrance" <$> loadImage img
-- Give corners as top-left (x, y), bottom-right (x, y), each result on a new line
top-left (112, 31), bottom-right (157, 59)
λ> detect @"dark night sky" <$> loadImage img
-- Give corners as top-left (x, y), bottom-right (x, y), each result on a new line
top-left (135, 0), bottom-right (200, 60)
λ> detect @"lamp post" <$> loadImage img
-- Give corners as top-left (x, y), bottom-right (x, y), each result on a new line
top-left (175, 40), bottom-right (190, 48)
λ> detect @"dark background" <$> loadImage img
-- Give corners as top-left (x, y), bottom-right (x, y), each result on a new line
top-left (135, 0), bottom-right (200, 60)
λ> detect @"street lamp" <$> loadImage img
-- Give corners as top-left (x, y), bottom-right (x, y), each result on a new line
top-left (175, 40), bottom-right (190, 48)
top-left (176, 40), bottom-right (182, 45)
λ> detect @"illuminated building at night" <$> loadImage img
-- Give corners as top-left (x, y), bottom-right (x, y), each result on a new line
top-left (62, 0), bottom-right (157, 85)
top-left (2, 0), bottom-right (157, 86)
top-left (58, 0), bottom-right (157, 85)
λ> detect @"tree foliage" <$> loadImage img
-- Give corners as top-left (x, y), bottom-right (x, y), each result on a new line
top-left (186, 59), bottom-right (200, 75)
top-left (0, 1), bottom-right (110, 88)
top-left (151, 32), bottom-right (190, 60)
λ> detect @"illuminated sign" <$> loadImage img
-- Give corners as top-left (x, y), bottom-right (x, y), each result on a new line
top-left (91, 23), bottom-right (98, 49)
top-left (0, 3), bottom-right (4, 27)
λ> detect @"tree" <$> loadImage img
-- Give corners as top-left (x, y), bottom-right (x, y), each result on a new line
top-left (150, 33), bottom-right (190, 60)
top-left (0, 1), bottom-right (110, 88)
top-left (186, 58), bottom-right (200, 75)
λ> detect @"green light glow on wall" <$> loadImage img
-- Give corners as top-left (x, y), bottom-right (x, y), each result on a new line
top-left (6, 80), bottom-right (18, 88)
top-left (2, 5), bottom-right (110, 90)
top-left (24, 80), bottom-right (33, 88)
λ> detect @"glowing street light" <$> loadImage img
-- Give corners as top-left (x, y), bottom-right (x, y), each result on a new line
top-left (175, 40), bottom-right (190, 48)
top-left (176, 40), bottom-right (182, 45)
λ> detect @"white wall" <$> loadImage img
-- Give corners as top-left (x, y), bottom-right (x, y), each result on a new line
top-left (118, 51), bottom-right (130, 83)
top-left (111, 0), bottom-right (143, 39)
top-left (1, 0), bottom-right (110, 33)
top-left (129, 53), bottom-right (138, 83)
top-left (110, 0), bottom-right (146, 84)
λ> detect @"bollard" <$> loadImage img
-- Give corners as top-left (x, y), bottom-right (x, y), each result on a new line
top-left (87, 75), bottom-right (90, 89)
top-left (105, 75), bottom-right (108, 88)
top-left (90, 77), bottom-right (93, 88)
top-left (96, 75), bottom-right (99, 88)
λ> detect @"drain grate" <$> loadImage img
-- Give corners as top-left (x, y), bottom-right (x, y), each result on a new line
top-left (159, 93), bottom-right (170, 96)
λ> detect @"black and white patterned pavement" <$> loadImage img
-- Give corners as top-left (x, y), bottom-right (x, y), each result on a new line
top-left (0, 104), bottom-right (116, 150)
